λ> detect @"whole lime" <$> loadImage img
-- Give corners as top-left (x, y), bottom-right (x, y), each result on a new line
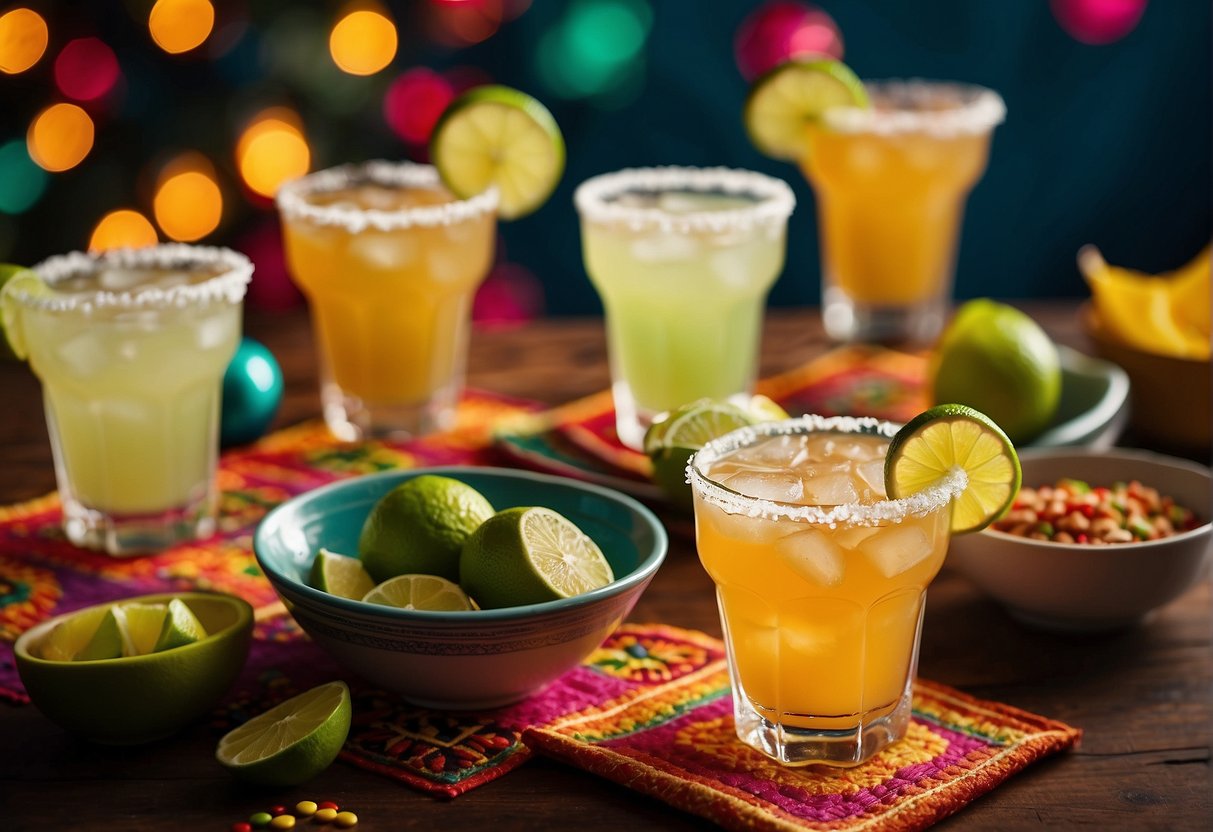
top-left (930, 300), bottom-right (1061, 443)
top-left (358, 475), bottom-right (494, 583)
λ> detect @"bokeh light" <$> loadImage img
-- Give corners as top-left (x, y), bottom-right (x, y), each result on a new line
top-left (1050, 0), bottom-right (1148, 44)
top-left (153, 152), bottom-right (223, 241)
top-left (0, 7), bottom-right (48, 74)
top-left (27, 103), bottom-right (95, 172)
top-left (329, 5), bottom-right (397, 76)
top-left (89, 209), bottom-right (159, 252)
top-left (535, 0), bottom-right (652, 100)
top-left (148, 0), bottom-right (215, 55)
top-left (427, 0), bottom-right (504, 47)
top-left (236, 108), bottom-right (311, 199)
top-left (384, 68), bottom-right (455, 145)
top-left (734, 1), bottom-right (843, 81)
top-left (54, 38), bottom-right (122, 102)
top-left (0, 139), bottom-right (48, 214)
top-left (473, 263), bottom-right (544, 328)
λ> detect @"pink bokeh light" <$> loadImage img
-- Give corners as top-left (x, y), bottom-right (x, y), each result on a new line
top-left (384, 67), bottom-right (456, 145)
top-left (1050, 0), bottom-right (1148, 45)
top-left (54, 38), bottom-right (121, 102)
top-left (734, 1), bottom-right (843, 81)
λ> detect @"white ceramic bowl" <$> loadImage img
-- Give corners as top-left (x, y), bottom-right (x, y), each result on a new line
top-left (948, 449), bottom-right (1211, 632)
top-left (253, 467), bottom-right (668, 709)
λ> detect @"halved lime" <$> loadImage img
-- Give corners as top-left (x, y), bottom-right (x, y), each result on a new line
top-left (76, 607), bottom-right (130, 661)
top-left (429, 85), bottom-right (565, 219)
top-left (885, 404), bottom-right (1021, 534)
top-left (0, 267), bottom-right (47, 361)
top-left (216, 680), bottom-right (352, 787)
top-left (743, 58), bottom-right (868, 161)
top-left (39, 606), bottom-right (110, 661)
top-left (361, 574), bottom-right (475, 611)
top-left (460, 507), bottom-right (613, 609)
top-left (309, 548), bottom-right (375, 601)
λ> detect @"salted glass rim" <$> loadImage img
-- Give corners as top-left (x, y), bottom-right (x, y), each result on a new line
top-left (275, 160), bottom-right (499, 232)
top-left (823, 79), bottom-right (1006, 137)
top-left (573, 166), bottom-right (796, 233)
top-left (16, 244), bottom-right (253, 314)
top-left (688, 414), bottom-right (967, 527)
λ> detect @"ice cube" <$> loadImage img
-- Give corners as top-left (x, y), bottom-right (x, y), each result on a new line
top-left (196, 315), bottom-right (234, 350)
top-left (350, 231), bottom-right (417, 270)
top-left (801, 473), bottom-right (858, 506)
top-left (775, 529), bottom-right (845, 587)
top-left (706, 509), bottom-right (792, 545)
top-left (723, 471), bottom-right (804, 503)
top-left (735, 433), bottom-right (809, 467)
top-left (854, 459), bottom-right (888, 500)
top-left (56, 331), bottom-right (107, 376)
top-left (97, 269), bottom-right (148, 292)
top-left (860, 524), bottom-right (934, 578)
top-left (708, 246), bottom-right (752, 289)
top-left (831, 525), bottom-right (880, 550)
top-left (356, 185), bottom-right (408, 211)
top-left (630, 232), bottom-right (701, 263)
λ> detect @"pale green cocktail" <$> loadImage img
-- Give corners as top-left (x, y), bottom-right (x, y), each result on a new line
top-left (8, 246), bottom-right (252, 555)
top-left (575, 168), bottom-right (795, 449)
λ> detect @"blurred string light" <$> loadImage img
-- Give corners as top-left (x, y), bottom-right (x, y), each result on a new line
top-left (54, 38), bottom-right (122, 102)
top-left (27, 103), bottom-right (94, 172)
top-left (733, 1), bottom-right (843, 81)
top-left (535, 0), bottom-right (652, 102)
top-left (1050, 0), bottom-right (1148, 44)
top-left (383, 68), bottom-right (454, 145)
top-left (427, 0), bottom-right (505, 48)
top-left (0, 139), bottom-right (48, 214)
top-left (473, 262), bottom-right (544, 329)
top-left (0, 7), bottom-right (48, 74)
top-left (89, 209), bottom-right (158, 252)
top-left (148, 0), bottom-right (215, 55)
top-left (153, 152), bottom-right (223, 241)
top-left (236, 108), bottom-right (310, 199)
top-left (329, 3), bottom-right (397, 76)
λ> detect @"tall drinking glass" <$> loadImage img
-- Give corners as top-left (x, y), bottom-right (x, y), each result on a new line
top-left (277, 161), bottom-right (498, 441)
top-left (9, 245), bottom-right (252, 555)
top-left (575, 167), bottom-right (795, 450)
top-left (689, 416), bottom-right (964, 766)
top-left (802, 82), bottom-right (1005, 344)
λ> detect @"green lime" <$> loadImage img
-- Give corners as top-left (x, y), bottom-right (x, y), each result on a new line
top-left (75, 607), bottom-right (129, 661)
top-left (362, 574), bottom-right (476, 611)
top-left (743, 58), bottom-right (869, 161)
top-left (121, 603), bottom-right (167, 656)
top-left (885, 404), bottom-right (1022, 534)
top-left (0, 267), bottom-right (46, 361)
top-left (644, 397), bottom-right (789, 508)
top-left (154, 598), bottom-right (208, 652)
top-left (358, 475), bottom-right (495, 584)
top-left (309, 547), bottom-right (375, 601)
top-left (930, 299), bottom-right (1062, 443)
top-left (40, 606), bottom-right (111, 661)
top-left (460, 507), bottom-right (613, 609)
top-left (430, 85), bottom-right (565, 219)
top-left (216, 680), bottom-right (351, 787)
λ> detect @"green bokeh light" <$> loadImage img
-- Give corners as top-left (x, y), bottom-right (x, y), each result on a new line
top-left (0, 140), bottom-right (49, 215)
top-left (535, 0), bottom-right (652, 100)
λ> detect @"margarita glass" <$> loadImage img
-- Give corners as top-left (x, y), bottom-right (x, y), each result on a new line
top-left (277, 161), bottom-right (498, 441)
top-left (575, 167), bottom-right (795, 450)
top-left (802, 81), bottom-right (1005, 344)
top-left (10, 245), bottom-right (251, 555)
top-left (689, 415), bottom-right (965, 766)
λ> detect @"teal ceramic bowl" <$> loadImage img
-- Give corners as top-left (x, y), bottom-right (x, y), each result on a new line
top-left (254, 467), bottom-right (668, 709)
top-left (1030, 347), bottom-right (1130, 448)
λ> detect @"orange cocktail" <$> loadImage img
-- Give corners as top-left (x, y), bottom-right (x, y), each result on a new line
top-left (802, 82), bottom-right (1004, 343)
top-left (689, 416), bottom-right (963, 766)
top-left (277, 161), bottom-right (497, 440)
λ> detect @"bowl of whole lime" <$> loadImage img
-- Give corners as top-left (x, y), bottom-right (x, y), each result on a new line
top-left (14, 592), bottom-right (253, 744)
top-left (253, 467), bottom-right (668, 709)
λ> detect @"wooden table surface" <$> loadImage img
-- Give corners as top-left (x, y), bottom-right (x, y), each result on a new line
top-left (2, 304), bottom-right (1209, 831)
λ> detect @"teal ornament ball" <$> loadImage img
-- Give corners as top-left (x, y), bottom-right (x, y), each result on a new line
top-left (220, 337), bottom-right (283, 447)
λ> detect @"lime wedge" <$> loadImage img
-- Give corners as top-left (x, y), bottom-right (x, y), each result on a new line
top-left (0, 267), bottom-right (47, 361)
top-left (154, 598), bottom-right (208, 652)
top-left (885, 404), bottom-right (1022, 534)
top-left (309, 548), bottom-right (375, 601)
top-left (460, 507), bottom-right (613, 609)
top-left (429, 85), bottom-right (565, 219)
top-left (76, 607), bottom-right (130, 661)
top-left (743, 58), bottom-right (868, 161)
top-left (39, 606), bottom-right (110, 661)
top-left (216, 680), bottom-right (352, 786)
top-left (361, 574), bottom-right (475, 611)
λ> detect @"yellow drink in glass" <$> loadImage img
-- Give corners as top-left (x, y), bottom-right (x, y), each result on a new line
top-left (802, 82), bottom-right (1005, 343)
top-left (277, 162), bottom-right (497, 440)
top-left (689, 416), bottom-right (963, 766)
top-left (575, 168), bottom-right (795, 450)
top-left (12, 246), bottom-right (251, 555)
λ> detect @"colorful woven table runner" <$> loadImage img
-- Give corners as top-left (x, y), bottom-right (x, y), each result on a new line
top-left (0, 347), bottom-right (1079, 826)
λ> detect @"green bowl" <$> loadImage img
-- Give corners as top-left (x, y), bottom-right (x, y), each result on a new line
top-left (254, 466), bottom-right (668, 709)
top-left (15, 592), bottom-right (253, 744)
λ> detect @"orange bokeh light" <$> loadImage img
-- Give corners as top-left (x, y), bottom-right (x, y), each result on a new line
top-left (89, 209), bottom-right (159, 252)
top-left (236, 109), bottom-right (311, 198)
top-left (329, 5), bottom-right (398, 76)
top-left (154, 153), bottom-right (223, 241)
top-left (27, 103), bottom-right (95, 172)
top-left (0, 7), bottom-right (48, 74)
top-left (148, 0), bottom-right (215, 55)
